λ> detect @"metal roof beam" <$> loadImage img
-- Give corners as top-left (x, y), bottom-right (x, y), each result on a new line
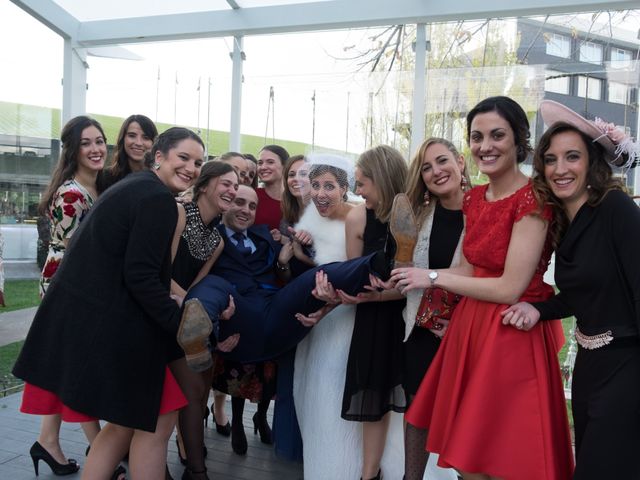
top-left (73, 0), bottom-right (640, 46)
top-left (10, 0), bottom-right (79, 39)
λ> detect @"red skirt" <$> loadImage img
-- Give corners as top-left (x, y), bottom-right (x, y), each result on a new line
top-left (20, 366), bottom-right (187, 423)
top-left (405, 276), bottom-right (574, 479)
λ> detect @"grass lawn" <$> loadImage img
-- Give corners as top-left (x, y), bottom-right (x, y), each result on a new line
top-left (2, 279), bottom-right (40, 313)
top-left (0, 340), bottom-right (23, 394)
top-left (0, 279), bottom-right (38, 394)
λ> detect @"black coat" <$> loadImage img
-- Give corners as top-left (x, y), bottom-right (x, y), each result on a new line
top-left (13, 171), bottom-right (182, 432)
top-left (534, 189), bottom-right (640, 336)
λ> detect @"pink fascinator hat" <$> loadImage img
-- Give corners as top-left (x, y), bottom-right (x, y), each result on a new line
top-left (539, 100), bottom-right (639, 168)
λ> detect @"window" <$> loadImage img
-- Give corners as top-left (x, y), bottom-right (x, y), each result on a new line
top-left (577, 76), bottom-right (602, 100)
top-left (544, 70), bottom-right (570, 94)
top-left (579, 41), bottom-right (603, 64)
top-left (609, 82), bottom-right (629, 104)
top-left (546, 33), bottom-right (571, 58)
top-left (611, 48), bottom-right (632, 69)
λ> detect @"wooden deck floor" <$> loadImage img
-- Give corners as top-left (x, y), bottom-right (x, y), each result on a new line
top-left (0, 392), bottom-right (303, 480)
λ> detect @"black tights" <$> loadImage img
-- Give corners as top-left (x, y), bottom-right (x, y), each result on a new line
top-left (404, 394), bottom-right (430, 480)
top-left (231, 396), bottom-right (270, 428)
top-left (169, 357), bottom-right (212, 474)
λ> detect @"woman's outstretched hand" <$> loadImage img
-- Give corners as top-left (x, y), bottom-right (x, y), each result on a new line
top-left (312, 270), bottom-right (340, 305)
top-left (220, 295), bottom-right (235, 321)
top-left (367, 273), bottom-right (396, 291)
top-left (295, 303), bottom-right (336, 327)
top-left (287, 226), bottom-right (313, 246)
top-left (216, 333), bottom-right (240, 352)
top-left (389, 267), bottom-right (430, 294)
top-left (500, 302), bottom-right (540, 331)
top-left (336, 289), bottom-right (379, 305)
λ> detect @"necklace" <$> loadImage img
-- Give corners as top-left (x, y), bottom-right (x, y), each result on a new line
top-left (181, 202), bottom-right (221, 261)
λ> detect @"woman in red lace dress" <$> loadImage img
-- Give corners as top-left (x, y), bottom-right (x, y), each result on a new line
top-left (389, 97), bottom-right (574, 480)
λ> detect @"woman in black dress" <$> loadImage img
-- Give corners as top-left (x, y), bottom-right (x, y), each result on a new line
top-left (400, 138), bottom-right (468, 480)
top-left (338, 145), bottom-right (407, 480)
top-left (502, 100), bottom-right (640, 480)
top-left (14, 127), bottom-right (205, 479)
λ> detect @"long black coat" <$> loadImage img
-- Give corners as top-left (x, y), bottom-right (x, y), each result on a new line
top-left (13, 171), bottom-right (182, 432)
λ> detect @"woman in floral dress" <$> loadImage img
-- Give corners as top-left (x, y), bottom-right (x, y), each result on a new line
top-left (31, 115), bottom-right (108, 476)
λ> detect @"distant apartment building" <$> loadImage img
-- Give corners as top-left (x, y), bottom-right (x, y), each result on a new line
top-left (517, 17), bottom-right (640, 189)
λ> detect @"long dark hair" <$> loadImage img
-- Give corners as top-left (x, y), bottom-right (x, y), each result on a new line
top-left (260, 145), bottom-right (290, 165)
top-left (466, 96), bottom-right (532, 164)
top-left (39, 116), bottom-right (106, 215)
top-left (532, 122), bottom-right (624, 248)
top-left (145, 127), bottom-right (205, 169)
top-left (108, 114), bottom-right (158, 181)
top-left (192, 161), bottom-right (236, 202)
top-left (281, 154), bottom-right (307, 224)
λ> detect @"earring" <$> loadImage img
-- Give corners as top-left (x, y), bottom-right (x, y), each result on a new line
top-left (460, 176), bottom-right (468, 191)
top-left (423, 189), bottom-right (431, 206)
top-left (153, 162), bottom-right (161, 170)
top-left (587, 184), bottom-right (592, 190)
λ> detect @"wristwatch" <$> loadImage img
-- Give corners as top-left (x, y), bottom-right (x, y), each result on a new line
top-left (428, 270), bottom-right (438, 286)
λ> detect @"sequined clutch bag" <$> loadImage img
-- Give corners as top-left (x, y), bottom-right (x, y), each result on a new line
top-left (415, 287), bottom-right (461, 330)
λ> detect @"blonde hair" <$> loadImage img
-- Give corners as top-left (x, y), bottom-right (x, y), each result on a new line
top-left (356, 145), bottom-right (408, 223)
top-left (406, 138), bottom-right (471, 222)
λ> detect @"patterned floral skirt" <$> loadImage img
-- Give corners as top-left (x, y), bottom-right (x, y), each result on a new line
top-left (211, 353), bottom-right (277, 402)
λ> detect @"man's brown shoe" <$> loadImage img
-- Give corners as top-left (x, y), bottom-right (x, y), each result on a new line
top-left (389, 193), bottom-right (418, 268)
top-left (177, 298), bottom-right (213, 372)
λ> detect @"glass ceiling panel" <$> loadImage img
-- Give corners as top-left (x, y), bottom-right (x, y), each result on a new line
top-left (53, 0), bottom-right (334, 21)
top-left (52, 0), bottom-right (232, 21)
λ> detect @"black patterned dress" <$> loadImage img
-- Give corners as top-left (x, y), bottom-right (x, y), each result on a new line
top-left (172, 202), bottom-right (221, 291)
top-left (169, 201), bottom-right (221, 361)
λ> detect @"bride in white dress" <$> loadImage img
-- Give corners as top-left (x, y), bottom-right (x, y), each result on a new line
top-left (292, 154), bottom-right (457, 480)
top-left (292, 155), bottom-right (362, 479)
top-left (292, 155), bottom-right (403, 480)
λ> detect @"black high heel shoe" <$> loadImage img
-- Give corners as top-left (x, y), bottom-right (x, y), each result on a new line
top-left (211, 402), bottom-right (231, 436)
top-left (252, 412), bottom-right (273, 445)
top-left (29, 441), bottom-right (79, 476)
top-left (182, 466), bottom-right (210, 480)
top-left (203, 405), bottom-right (210, 428)
top-left (231, 421), bottom-right (248, 455)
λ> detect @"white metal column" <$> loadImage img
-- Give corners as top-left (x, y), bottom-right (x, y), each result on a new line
top-left (229, 35), bottom-right (244, 151)
top-left (62, 38), bottom-right (87, 123)
top-left (409, 23), bottom-right (428, 158)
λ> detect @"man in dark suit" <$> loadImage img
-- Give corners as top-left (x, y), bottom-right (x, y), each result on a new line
top-left (184, 185), bottom-right (387, 364)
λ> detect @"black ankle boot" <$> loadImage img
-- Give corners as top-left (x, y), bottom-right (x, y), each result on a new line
top-left (231, 421), bottom-right (248, 455)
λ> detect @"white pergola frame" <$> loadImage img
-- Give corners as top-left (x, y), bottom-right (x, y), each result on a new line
top-left (10, 0), bottom-right (639, 154)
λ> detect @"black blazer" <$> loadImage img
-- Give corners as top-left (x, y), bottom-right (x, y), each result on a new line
top-left (212, 224), bottom-right (281, 294)
top-left (14, 171), bottom-right (182, 432)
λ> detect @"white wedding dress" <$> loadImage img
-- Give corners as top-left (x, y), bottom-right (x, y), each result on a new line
top-left (293, 204), bottom-right (457, 480)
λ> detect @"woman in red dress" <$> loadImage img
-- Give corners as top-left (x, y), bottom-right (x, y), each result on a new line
top-left (255, 144), bottom-right (289, 231)
top-left (389, 97), bottom-right (574, 480)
